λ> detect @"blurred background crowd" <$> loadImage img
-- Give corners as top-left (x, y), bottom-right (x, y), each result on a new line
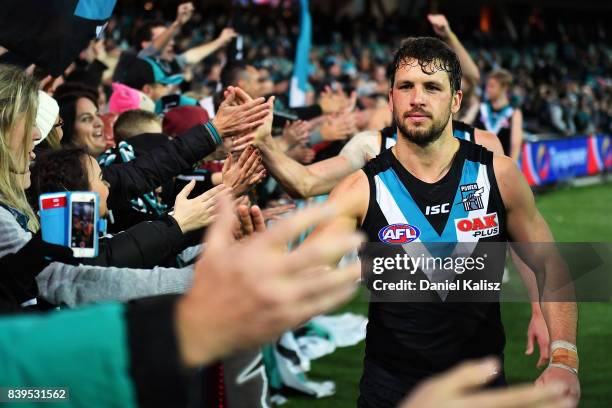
top-left (81, 0), bottom-right (610, 141)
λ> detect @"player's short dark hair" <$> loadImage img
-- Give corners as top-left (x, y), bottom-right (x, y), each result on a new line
top-left (388, 37), bottom-right (462, 94)
top-left (113, 109), bottom-right (160, 143)
top-left (220, 61), bottom-right (250, 88)
top-left (134, 19), bottom-right (166, 50)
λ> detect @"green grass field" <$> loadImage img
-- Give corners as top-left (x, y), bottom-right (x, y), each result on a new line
top-left (288, 182), bottom-right (612, 408)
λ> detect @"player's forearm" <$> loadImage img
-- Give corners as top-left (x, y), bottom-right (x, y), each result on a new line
top-left (445, 32), bottom-right (480, 84)
top-left (274, 136), bottom-right (291, 152)
top-left (540, 255), bottom-right (577, 344)
top-left (259, 141), bottom-right (314, 198)
top-left (541, 301), bottom-right (577, 344)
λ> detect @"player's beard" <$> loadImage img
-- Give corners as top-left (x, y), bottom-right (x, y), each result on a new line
top-left (394, 103), bottom-right (451, 147)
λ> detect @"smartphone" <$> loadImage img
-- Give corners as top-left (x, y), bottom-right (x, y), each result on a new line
top-left (68, 192), bottom-right (99, 258)
top-left (39, 192), bottom-right (69, 246)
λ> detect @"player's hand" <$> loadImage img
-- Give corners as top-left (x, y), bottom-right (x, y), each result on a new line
top-left (175, 2), bottom-right (195, 26)
top-left (212, 90), bottom-right (270, 138)
top-left (253, 96), bottom-right (275, 145)
top-left (400, 358), bottom-right (572, 408)
top-left (427, 14), bottom-right (452, 40)
top-left (229, 133), bottom-right (256, 155)
top-left (223, 86), bottom-right (276, 151)
top-left (525, 308), bottom-right (550, 368)
top-left (175, 191), bottom-right (364, 367)
top-left (217, 27), bottom-right (238, 46)
top-left (535, 366), bottom-right (580, 408)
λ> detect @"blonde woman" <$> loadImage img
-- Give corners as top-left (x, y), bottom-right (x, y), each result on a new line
top-left (0, 64), bottom-right (274, 308)
top-left (0, 64), bottom-right (193, 307)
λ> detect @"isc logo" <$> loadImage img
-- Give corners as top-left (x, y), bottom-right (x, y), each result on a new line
top-left (425, 203), bottom-right (449, 215)
top-left (378, 224), bottom-right (421, 244)
top-left (455, 213), bottom-right (499, 239)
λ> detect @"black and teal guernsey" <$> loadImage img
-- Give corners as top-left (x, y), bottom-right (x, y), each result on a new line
top-left (358, 139), bottom-right (509, 397)
top-left (379, 120), bottom-right (476, 153)
top-left (474, 101), bottom-right (514, 156)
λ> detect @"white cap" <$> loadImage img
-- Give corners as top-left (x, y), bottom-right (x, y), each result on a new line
top-left (35, 90), bottom-right (60, 145)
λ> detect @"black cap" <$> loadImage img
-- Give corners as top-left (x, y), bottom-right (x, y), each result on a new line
top-left (113, 53), bottom-right (155, 91)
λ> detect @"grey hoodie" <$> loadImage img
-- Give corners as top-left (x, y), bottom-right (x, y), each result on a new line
top-left (0, 206), bottom-right (193, 307)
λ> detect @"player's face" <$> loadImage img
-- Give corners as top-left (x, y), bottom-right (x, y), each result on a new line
top-left (389, 59), bottom-right (462, 147)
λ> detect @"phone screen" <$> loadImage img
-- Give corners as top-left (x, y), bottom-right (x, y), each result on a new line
top-left (70, 200), bottom-right (95, 250)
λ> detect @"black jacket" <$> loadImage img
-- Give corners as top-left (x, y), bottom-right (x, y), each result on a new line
top-left (79, 215), bottom-right (184, 269)
top-left (102, 123), bottom-right (220, 213)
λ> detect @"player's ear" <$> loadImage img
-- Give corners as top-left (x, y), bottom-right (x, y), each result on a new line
top-left (388, 88), bottom-right (394, 113)
top-left (451, 89), bottom-right (463, 114)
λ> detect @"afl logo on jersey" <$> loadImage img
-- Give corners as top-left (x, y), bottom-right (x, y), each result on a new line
top-left (378, 224), bottom-right (420, 244)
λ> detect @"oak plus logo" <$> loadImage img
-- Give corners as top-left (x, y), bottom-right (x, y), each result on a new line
top-left (455, 213), bottom-right (499, 240)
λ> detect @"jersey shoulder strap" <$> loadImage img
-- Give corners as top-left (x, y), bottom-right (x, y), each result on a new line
top-left (363, 145), bottom-right (393, 177)
top-left (461, 137), bottom-right (494, 165)
top-left (379, 126), bottom-right (396, 153)
top-left (452, 120), bottom-right (475, 142)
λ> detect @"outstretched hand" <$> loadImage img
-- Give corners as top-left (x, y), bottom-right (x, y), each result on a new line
top-left (176, 191), bottom-right (364, 367)
top-left (400, 357), bottom-right (571, 408)
top-left (212, 89), bottom-right (270, 138)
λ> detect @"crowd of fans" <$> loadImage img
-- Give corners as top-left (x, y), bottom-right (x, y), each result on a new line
top-left (88, 3), bottom-right (611, 137)
top-left (0, 1), bottom-right (594, 407)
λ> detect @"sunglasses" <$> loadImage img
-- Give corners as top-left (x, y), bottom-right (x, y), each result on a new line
top-left (53, 118), bottom-right (64, 128)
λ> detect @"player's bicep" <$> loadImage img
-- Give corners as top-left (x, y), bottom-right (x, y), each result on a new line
top-left (495, 156), bottom-right (553, 243)
top-left (474, 128), bottom-right (504, 156)
top-left (305, 156), bottom-right (354, 196)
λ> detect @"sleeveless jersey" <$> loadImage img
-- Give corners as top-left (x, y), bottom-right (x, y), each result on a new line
top-left (474, 101), bottom-right (514, 156)
top-left (359, 139), bottom-right (508, 378)
top-left (379, 120), bottom-right (475, 153)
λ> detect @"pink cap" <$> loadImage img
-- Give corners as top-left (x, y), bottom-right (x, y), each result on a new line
top-left (108, 82), bottom-right (142, 114)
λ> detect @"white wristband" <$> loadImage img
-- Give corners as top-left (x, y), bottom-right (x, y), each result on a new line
top-left (549, 362), bottom-right (578, 375)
